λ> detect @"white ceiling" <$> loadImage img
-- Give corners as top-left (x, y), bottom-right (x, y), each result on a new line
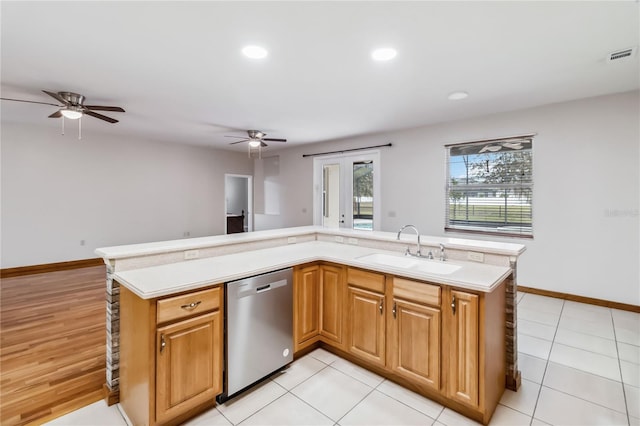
top-left (1, 1), bottom-right (638, 151)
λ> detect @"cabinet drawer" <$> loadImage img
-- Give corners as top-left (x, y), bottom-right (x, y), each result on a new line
top-left (393, 277), bottom-right (440, 306)
top-left (157, 287), bottom-right (221, 324)
top-left (347, 268), bottom-right (385, 293)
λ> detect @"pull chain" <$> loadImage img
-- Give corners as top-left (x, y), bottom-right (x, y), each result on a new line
top-left (78, 117), bottom-right (82, 140)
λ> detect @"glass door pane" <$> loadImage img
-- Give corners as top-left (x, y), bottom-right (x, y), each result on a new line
top-left (352, 161), bottom-right (373, 230)
top-left (322, 163), bottom-right (341, 228)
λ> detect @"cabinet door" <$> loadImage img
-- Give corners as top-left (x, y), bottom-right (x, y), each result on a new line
top-left (156, 311), bottom-right (222, 424)
top-left (294, 265), bottom-right (320, 350)
top-left (390, 298), bottom-right (440, 389)
top-left (319, 265), bottom-right (343, 344)
top-left (447, 290), bottom-right (479, 407)
top-left (347, 286), bottom-right (385, 367)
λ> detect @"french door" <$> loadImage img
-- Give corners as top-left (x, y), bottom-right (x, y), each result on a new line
top-left (313, 151), bottom-right (380, 231)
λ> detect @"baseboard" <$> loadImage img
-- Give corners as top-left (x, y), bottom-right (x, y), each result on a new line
top-left (518, 285), bottom-right (640, 313)
top-left (103, 383), bottom-right (119, 406)
top-left (1, 258), bottom-right (105, 279)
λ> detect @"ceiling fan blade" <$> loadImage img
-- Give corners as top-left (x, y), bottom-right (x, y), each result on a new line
top-left (0, 97), bottom-right (61, 107)
top-left (42, 90), bottom-right (69, 105)
top-left (84, 110), bottom-right (118, 123)
top-left (263, 138), bottom-right (287, 142)
top-left (48, 110), bottom-right (62, 118)
top-left (225, 135), bottom-right (250, 139)
top-left (261, 142), bottom-right (268, 147)
top-left (85, 105), bottom-right (125, 112)
top-left (229, 139), bottom-right (250, 145)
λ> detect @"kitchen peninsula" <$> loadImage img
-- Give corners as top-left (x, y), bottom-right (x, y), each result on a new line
top-left (96, 226), bottom-right (526, 425)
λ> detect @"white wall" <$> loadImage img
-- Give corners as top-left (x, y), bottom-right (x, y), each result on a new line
top-left (264, 91), bottom-right (640, 305)
top-left (225, 176), bottom-right (248, 215)
top-left (1, 122), bottom-right (253, 268)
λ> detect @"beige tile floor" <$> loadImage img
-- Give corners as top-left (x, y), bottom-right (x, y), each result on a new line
top-left (46, 293), bottom-right (639, 426)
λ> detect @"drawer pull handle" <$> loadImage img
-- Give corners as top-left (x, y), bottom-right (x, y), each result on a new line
top-left (160, 334), bottom-right (166, 353)
top-left (181, 301), bottom-right (202, 310)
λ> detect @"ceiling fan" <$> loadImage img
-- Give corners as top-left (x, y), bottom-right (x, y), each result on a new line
top-left (1, 90), bottom-right (126, 139)
top-left (1, 90), bottom-right (125, 123)
top-left (42, 90), bottom-right (125, 123)
top-left (225, 130), bottom-right (287, 148)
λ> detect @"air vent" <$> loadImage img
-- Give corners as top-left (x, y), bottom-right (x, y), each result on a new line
top-left (608, 47), bottom-right (636, 62)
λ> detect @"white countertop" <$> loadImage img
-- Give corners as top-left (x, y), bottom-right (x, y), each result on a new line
top-left (97, 226), bottom-right (526, 259)
top-left (114, 241), bottom-right (512, 299)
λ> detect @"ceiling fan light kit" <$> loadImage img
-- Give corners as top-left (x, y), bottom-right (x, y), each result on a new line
top-left (60, 107), bottom-right (82, 120)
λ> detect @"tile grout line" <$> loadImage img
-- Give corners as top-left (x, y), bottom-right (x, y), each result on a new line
top-left (527, 294), bottom-right (564, 426)
top-left (610, 311), bottom-right (632, 426)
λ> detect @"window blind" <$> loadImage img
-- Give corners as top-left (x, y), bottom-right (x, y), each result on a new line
top-left (445, 136), bottom-right (533, 238)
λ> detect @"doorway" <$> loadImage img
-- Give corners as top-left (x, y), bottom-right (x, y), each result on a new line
top-left (224, 174), bottom-right (253, 234)
top-left (313, 151), bottom-right (380, 231)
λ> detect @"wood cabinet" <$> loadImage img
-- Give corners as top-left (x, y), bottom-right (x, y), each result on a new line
top-left (388, 277), bottom-right (441, 390)
top-left (294, 264), bottom-right (320, 351)
top-left (119, 284), bottom-right (223, 426)
top-left (441, 283), bottom-right (506, 424)
top-left (446, 290), bottom-right (479, 406)
top-left (293, 263), bottom-right (345, 352)
top-left (346, 268), bottom-right (386, 367)
top-left (319, 264), bottom-right (344, 344)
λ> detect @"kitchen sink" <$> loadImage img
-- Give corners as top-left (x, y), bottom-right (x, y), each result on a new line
top-left (356, 253), bottom-right (462, 275)
top-left (356, 253), bottom-right (420, 269)
top-left (414, 261), bottom-right (461, 275)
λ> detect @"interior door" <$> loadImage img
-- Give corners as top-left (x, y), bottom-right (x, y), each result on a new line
top-left (313, 151), bottom-right (380, 230)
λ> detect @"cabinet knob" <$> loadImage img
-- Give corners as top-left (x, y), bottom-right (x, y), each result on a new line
top-left (392, 302), bottom-right (397, 319)
top-left (160, 334), bottom-right (166, 353)
top-left (451, 296), bottom-right (456, 315)
top-left (379, 299), bottom-right (384, 315)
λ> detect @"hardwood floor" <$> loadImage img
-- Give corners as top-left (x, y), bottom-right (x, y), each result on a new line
top-left (0, 265), bottom-right (106, 425)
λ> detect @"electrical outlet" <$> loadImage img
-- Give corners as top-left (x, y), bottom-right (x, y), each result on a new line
top-left (184, 249), bottom-right (199, 260)
top-left (80, 239), bottom-right (85, 246)
top-left (467, 251), bottom-right (484, 262)
top-left (335, 236), bottom-right (344, 243)
top-left (287, 237), bottom-right (297, 244)
top-left (348, 238), bottom-right (358, 245)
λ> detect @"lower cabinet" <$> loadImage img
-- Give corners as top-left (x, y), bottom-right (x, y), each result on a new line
top-left (446, 289), bottom-right (479, 406)
top-left (346, 268), bottom-right (386, 367)
top-left (293, 264), bottom-right (320, 351)
top-left (294, 263), bottom-right (345, 352)
top-left (155, 311), bottom-right (222, 424)
top-left (119, 284), bottom-right (223, 426)
top-left (389, 277), bottom-right (441, 390)
top-left (293, 266), bottom-right (506, 425)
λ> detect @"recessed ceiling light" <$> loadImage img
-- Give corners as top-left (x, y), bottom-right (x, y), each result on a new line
top-left (448, 91), bottom-right (469, 100)
top-left (242, 45), bottom-right (268, 59)
top-left (371, 47), bottom-right (397, 61)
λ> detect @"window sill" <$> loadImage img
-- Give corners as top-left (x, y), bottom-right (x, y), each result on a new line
top-left (444, 226), bottom-right (533, 240)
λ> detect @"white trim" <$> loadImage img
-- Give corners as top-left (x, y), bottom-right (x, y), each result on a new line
top-left (312, 150), bottom-right (381, 231)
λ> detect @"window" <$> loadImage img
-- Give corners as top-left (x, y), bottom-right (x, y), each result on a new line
top-left (445, 136), bottom-right (533, 238)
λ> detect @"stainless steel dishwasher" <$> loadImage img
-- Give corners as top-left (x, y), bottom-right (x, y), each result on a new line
top-left (218, 268), bottom-right (293, 402)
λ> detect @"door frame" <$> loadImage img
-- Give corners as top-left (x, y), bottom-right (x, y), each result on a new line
top-left (224, 174), bottom-right (253, 233)
top-left (312, 150), bottom-right (381, 231)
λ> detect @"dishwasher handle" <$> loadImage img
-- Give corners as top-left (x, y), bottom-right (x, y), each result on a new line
top-left (234, 278), bottom-right (288, 299)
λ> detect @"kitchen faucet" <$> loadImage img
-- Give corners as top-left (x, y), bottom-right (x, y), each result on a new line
top-left (396, 225), bottom-right (422, 257)
top-left (439, 243), bottom-right (446, 261)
